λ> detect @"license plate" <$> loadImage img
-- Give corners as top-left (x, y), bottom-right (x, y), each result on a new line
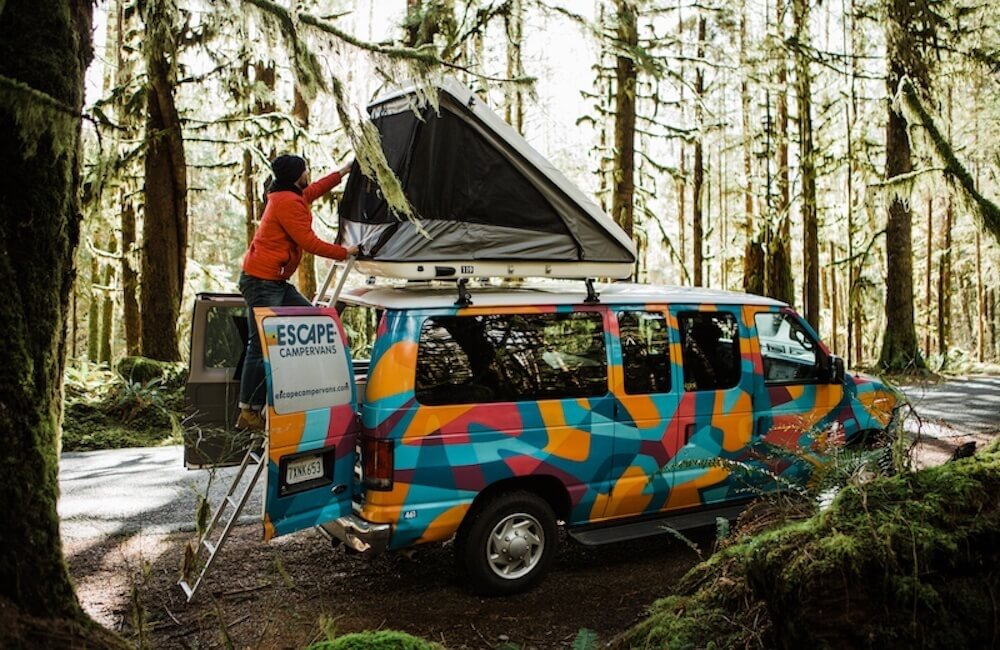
top-left (286, 455), bottom-right (324, 485)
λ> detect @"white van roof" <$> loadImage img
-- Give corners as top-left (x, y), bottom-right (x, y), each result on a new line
top-left (339, 282), bottom-right (786, 310)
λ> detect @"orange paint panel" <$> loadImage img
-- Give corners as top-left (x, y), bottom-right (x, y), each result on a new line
top-left (402, 404), bottom-right (476, 441)
top-left (713, 392), bottom-right (753, 452)
top-left (538, 402), bottom-right (590, 462)
top-left (621, 395), bottom-right (661, 424)
top-left (602, 465), bottom-right (654, 518)
top-left (366, 341), bottom-right (417, 402)
top-left (417, 504), bottom-right (471, 544)
top-left (263, 514), bottom-right (275, 542)
top-left (664, 467), bottom-right (730, 510)
top-left (268, 411), bottom-right (306, 458)
top-left (362, 481), bottom-right (411, 523)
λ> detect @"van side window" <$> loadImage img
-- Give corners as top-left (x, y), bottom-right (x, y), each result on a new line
top-left (754, 312), bottom-right (820, 383)
top-left (204, 306), bottom-right (246, 369)
top-left (678, 311), bottom-right (741, 391)
top-left (618, 311), bottom-right (671, 394)
top-left (416, 312), bottom-right (608, 405)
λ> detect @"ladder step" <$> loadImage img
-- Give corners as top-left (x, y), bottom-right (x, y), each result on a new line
top-left (249, 451), bottom-right (263, 465)
top-left (202, 539), bottom-right (217, 555)
top-left (178, 580), bottom-right (194, 599)
top-left (226, 496), bottom-right (238, 509)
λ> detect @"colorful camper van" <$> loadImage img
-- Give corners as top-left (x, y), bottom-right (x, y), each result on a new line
top-left (183, 79), bottom-right (901, 596)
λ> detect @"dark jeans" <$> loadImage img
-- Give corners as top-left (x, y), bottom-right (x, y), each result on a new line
top-left (238, 271), bottom-right (312, 409)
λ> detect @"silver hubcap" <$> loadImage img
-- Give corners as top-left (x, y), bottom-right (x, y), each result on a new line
top-left (486, 513), bottom-right (544, 580)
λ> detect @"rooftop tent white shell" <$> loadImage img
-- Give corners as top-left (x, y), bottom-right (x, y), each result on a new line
top-left (336, 78), bottom-right (637, 280)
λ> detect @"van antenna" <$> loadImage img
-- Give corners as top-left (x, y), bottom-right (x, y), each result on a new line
top-left (455, 278), bottom-right (473, 307)
top-left (584, 278), bottom-right (600, 304)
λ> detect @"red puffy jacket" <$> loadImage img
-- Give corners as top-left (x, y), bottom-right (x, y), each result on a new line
top-left (241, 171), bottom-right (349, 281)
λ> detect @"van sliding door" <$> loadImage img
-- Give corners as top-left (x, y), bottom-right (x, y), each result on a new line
top-left (253, 306), bottom-right (359, 541)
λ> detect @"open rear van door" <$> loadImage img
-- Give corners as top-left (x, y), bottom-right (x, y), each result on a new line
top-left (254, 306), bottom-right (359, 541)
top-left (184, 293), bottom-right (251, 467)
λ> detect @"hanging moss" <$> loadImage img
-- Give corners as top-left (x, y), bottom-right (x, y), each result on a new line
top-left (896, 76), bottom-right (1000, 243)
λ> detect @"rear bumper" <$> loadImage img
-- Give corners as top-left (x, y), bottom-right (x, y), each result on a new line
top-left (321, 515), bottom-right (391, 555)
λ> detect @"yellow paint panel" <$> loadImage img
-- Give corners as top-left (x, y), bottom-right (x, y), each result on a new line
top-left (402, 404), bottom-right (476, 441)
top-left (366, 341), bottom-right (417, 402)
top-left (417, 504), bottom-right (471, 544)
top-left (621, 395), bottom-right (661, 424)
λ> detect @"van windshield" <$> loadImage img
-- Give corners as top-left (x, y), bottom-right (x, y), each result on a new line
top-left (415, 312), bottom-right (608, 405)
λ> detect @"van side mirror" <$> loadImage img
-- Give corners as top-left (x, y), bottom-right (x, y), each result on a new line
top-left (827, 354), bottom-right (846, 384)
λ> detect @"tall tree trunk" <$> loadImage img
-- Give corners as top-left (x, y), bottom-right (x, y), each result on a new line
top-left (99, 236), bottom-right (116, 365)
top-left (794, 0), bottom-right (819, 329)
top-left (767, 0), bottom-right (795, 305)
top-left (878, 60), bottom-right (923, 371)
top-left (121, 195), bottom-right (140, 355)
top-left (292, 86), bottom-right (317, 300)
top-left (504, 0), bottom-right (524, 134)
top-left (740, 5), bottom-right (764, 295)
top-left (692, 14), bottom-right (706, 286)
top-left (139, 0), bottom-right (187, 362)
top-left (937, 196), bottom-right (953, 361)
top-left (0, 0), bottom-right (121, 639)
top-left (87, 254), bottom-right (100, 361)
top-left (924, 196), bottom-right (933, 357)
top-left (611, 0), bottom-right (637, 241)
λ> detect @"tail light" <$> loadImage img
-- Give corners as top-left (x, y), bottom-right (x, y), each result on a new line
top-left (362, 436), bottom-right (394, 491)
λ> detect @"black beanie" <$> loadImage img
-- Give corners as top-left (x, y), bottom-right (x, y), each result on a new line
top-left (271, 154), bottom-right (307, 185)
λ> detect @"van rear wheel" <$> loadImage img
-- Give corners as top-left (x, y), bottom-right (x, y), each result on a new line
top-left (457, 491), bottom-right (558, 596)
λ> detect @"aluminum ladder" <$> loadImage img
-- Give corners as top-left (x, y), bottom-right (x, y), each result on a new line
top-left (179, 434), bottom-right (266, 602)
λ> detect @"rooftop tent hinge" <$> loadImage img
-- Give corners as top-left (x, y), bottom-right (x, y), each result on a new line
top-left (455, 278), bottom-right (473, 307)
top-left (584, 278), bottom-right (600, 304)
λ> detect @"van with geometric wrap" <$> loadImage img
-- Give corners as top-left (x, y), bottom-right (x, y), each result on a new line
top-left (187, 280), bottom-right (901, 595)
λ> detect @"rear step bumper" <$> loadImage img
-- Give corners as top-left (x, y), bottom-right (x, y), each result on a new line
top-left (568, 502), bottom-right (749, 546)
top-left (321, 515), bottom-right (391, 555)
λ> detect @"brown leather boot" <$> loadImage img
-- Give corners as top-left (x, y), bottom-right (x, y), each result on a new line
top-left (236, 408), bottom-right (265, 430)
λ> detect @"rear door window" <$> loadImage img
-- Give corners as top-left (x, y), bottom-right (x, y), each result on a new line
top-left (678, 311), bottom-right (741, 391)
top-left (618, 311), bottom-right (671, 394)
top-left (204, 306), bottom-right (246, 369)
top-left (755, 312), bottom-right (821, 383)
top-left (416, 312), bottom-right (608, 405)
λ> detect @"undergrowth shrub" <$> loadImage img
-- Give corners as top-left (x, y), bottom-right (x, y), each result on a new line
top-left (308, 630), bottom-right (443, 650)
top-left (616, 441), bottom-right (1000, 649)
top-left (62, 358), bottom-right (187, 451)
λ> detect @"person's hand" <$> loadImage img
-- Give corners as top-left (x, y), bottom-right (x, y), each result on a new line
top-left (338, 159), bottom-right (355, 176)
top-left (346, 245), bottom-right (360, 257)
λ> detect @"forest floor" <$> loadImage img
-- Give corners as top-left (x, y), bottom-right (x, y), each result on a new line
top-left (61, 376), bottom-right (1000, 649)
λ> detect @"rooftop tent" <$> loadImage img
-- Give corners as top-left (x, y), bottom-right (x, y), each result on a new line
top-left (336, 78), bottom-right (637, 280)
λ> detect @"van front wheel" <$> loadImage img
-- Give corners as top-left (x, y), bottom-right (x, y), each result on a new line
top-left (457, 491), bottom-right (558, 596)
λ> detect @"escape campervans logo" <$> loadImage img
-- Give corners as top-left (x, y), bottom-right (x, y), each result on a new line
top-left (262, 314), bottom-right (353, 414)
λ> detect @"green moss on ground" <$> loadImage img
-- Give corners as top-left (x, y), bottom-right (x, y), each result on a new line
top-left (308, 630), bottom-right (443, 650)
top-left (61, 358), bottom-right (186, 451)
top-left (617, 443), bottom-right (1000, 649)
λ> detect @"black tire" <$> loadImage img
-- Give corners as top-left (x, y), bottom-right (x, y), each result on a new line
top-left (456, 491), bottom-right (558, 596)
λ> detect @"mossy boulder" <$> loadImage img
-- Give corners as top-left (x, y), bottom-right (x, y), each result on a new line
top-left (308, 630), bottom-right (443, 650)
top-left (116, 356), bottom-right (186, 390)
top-left (617, 444), bottom-right (1000, 649)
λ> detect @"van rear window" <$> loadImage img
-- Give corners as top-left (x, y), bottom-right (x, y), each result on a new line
top-left (204, 306), bottom-right (246, 369)
top-left (415, 312), bottom-right (608, 405)
top-left (678, 311), bottom-right (741, 391)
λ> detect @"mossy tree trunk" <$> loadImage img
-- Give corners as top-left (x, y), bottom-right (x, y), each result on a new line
top-left (611, 0), bottom-right (637, 242)
top-left (766, 0), bottom-right (795, 306)
top-left (139, 0), bottom-right (187, 362)
top-left (0, 0), bottom-right (113, 634)
top-left (740, 3), bottom-right (764, 295)
top-left (99, 235), bottom-right (116, 365)
top-left (121, 196), bottom-right (141, 355)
